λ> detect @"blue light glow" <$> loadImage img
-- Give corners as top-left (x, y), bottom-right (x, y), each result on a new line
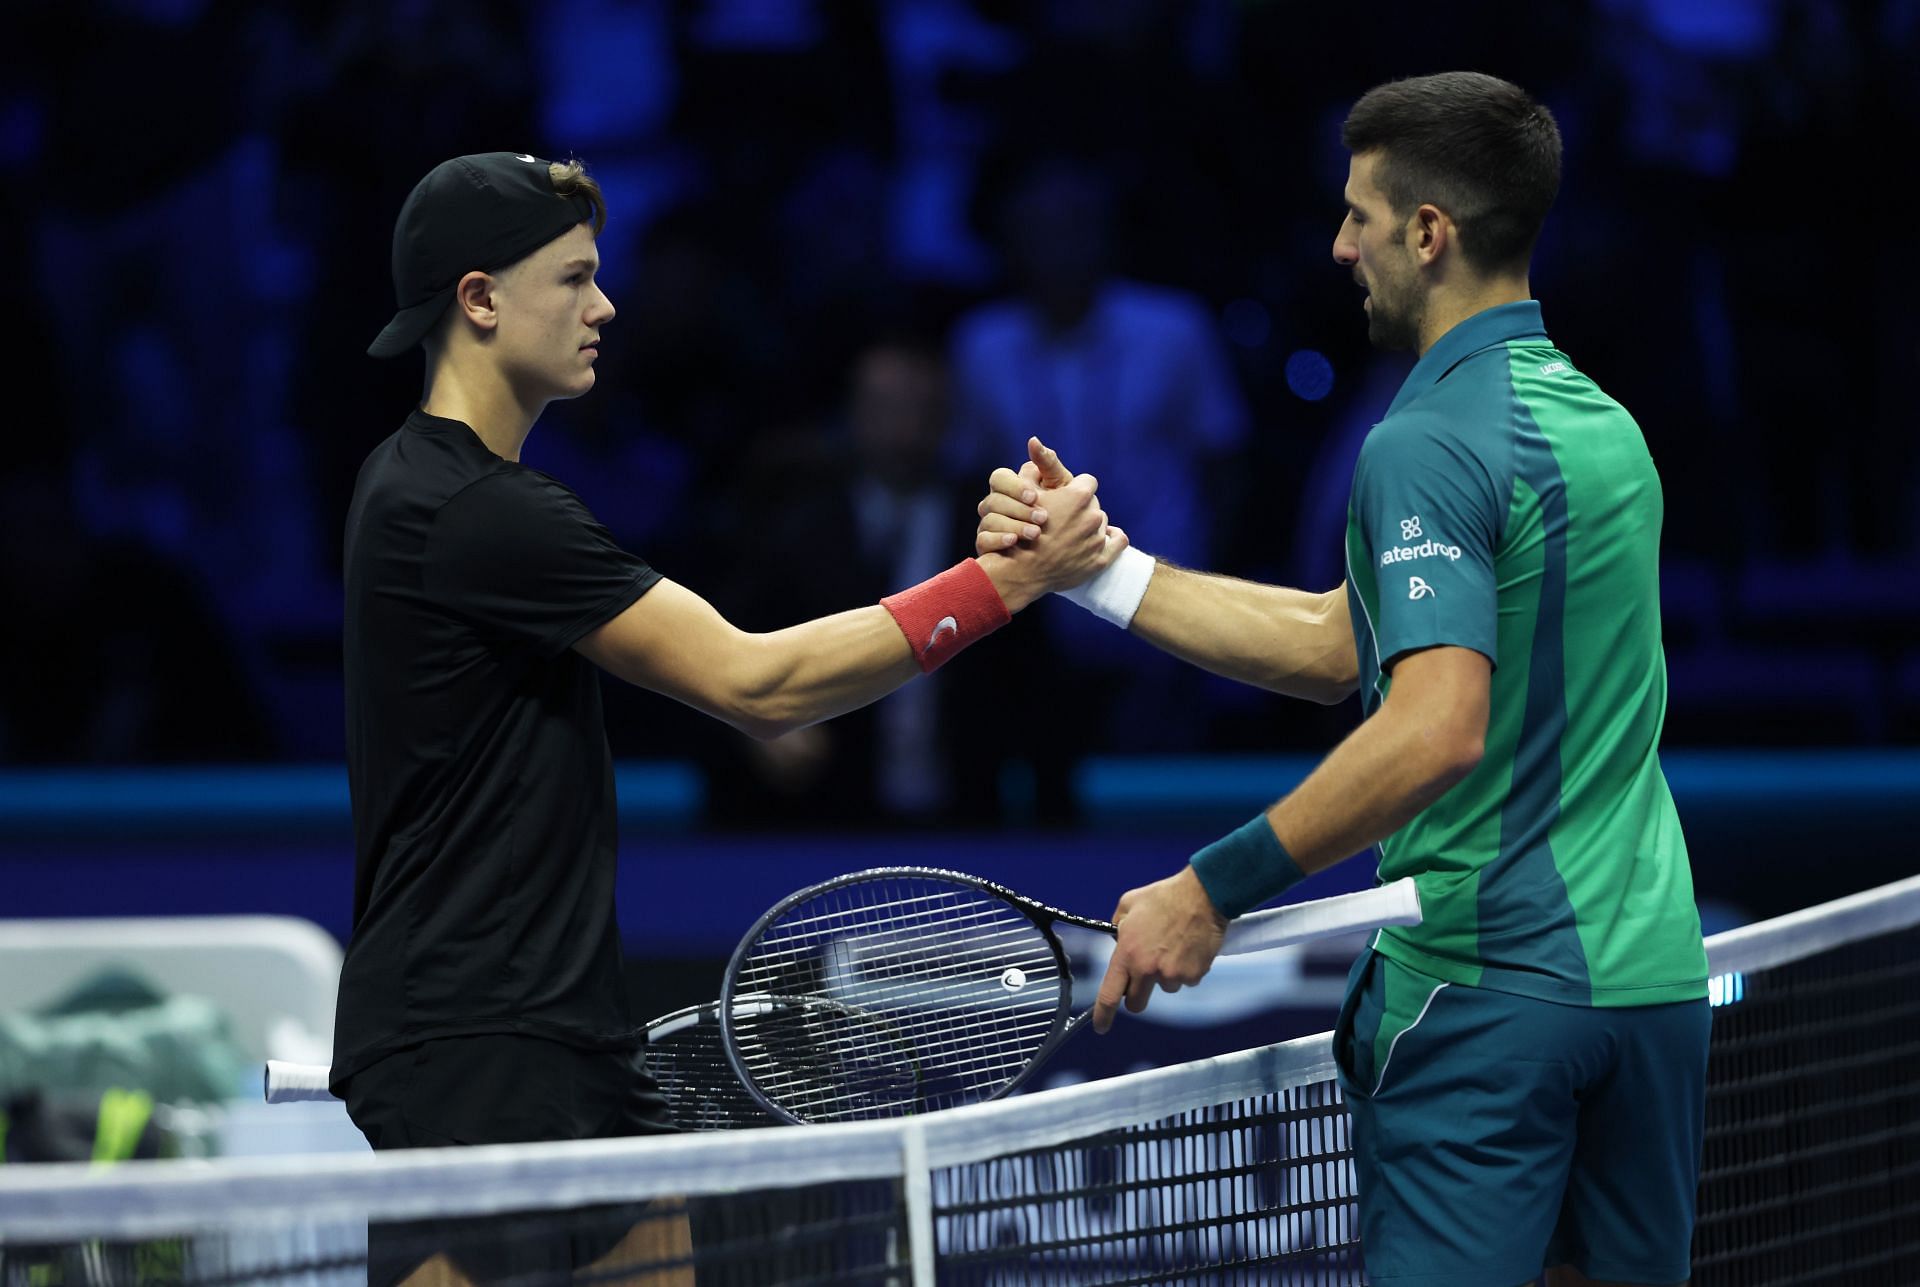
top-left (1707, 972), bottom-right (1745, 1007)
top-left (1284, 349), bottom-right (1335, 401)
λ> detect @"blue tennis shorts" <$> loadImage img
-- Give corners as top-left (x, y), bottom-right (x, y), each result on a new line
top-left (1334, 948), bottom-right (1710, 1286)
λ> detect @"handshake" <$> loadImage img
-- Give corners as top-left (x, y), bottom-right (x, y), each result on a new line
top-left (972, 436), bottom-right (1152, 625)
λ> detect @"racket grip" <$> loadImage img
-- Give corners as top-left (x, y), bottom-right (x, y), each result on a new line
top-left (1217, 878), bottom-right (1422, 956)
top-left (264, 1060), bottom-right (339, 1103)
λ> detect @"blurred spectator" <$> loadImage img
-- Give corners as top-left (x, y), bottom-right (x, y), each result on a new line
top-left (0, 468), bottom-right (273, 763)
top-left (698, 337), bottom-right (1012, 826)
top-left (950, 156), bottom-right (1249, 583)
top-left (5, 0), bottom-right (1920, 765)
top-left (947, 157), bottom-right (1252, 811)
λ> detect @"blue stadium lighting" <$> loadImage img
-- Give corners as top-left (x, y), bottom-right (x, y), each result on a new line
top-left (1707, 972), bottom-right (1745, 1007)
top-left (1284, 349), bottom-right (1335, 401)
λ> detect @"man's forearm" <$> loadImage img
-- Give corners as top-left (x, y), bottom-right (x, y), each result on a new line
top-left (1265, 699), bottom-right (1479, 874)
top-left (719, 549), bottom-right (1063, 737)
top-left (1128, 564), bottom-right (1359, 704)
top-left (730, 604), bottom-right (923, 738)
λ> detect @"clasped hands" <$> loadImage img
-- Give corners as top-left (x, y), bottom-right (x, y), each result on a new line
top-left (971, 437), bottom-right (1230, 1033)
top-left (973, 437), bottom-right (1127, 599)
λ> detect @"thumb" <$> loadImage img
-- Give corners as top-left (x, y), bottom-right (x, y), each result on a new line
top-left (1028, 436), bottom-right (1074, 488)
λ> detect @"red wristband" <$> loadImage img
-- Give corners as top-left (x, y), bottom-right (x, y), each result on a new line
top-left (881, 559), bottom-right (1012, 674)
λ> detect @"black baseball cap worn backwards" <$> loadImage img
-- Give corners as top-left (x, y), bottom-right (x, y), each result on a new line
top-left (369, 152), bottom-right (598, 358)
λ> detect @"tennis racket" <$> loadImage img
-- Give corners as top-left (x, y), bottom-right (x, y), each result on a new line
top-left (643, 997), bottom-right (904, 1131)
top-left (264, 1001), bottom-right (800, 1131)
top-left (719, 867), bottom-right (1421, 1125)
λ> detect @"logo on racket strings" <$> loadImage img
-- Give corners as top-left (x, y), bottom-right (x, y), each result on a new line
top-left (1000, 967), bottom-right (1028, 991)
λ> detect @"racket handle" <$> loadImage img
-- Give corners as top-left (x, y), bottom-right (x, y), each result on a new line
top-left (264, 1060), bottom-right (339, 1103)
top-left (1218, 878), bottom-right (1422, 956)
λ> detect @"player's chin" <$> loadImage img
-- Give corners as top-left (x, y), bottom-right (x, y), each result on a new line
top-left (555, 368), bottom-right (597, 399)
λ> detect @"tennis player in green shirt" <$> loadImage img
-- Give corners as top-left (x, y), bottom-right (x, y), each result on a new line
top-left (976, 72), bottom-right (1708, 1286)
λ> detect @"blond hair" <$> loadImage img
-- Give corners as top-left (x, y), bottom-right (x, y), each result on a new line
top-left (548, 158), bottom-right (607, 235)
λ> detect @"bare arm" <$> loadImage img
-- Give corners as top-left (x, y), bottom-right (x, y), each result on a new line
top-left (1126, 566), bottom-right (1358, 705)
top-left (576, 580), bottom-right (922, 741)
top-left (578, 477), bottom-right (1119, 740)
top-left (1091, 644), bottom-right (1490, 1028)
top-left (975, 440), bottom-right (1358, 704)
top-left (1263, 643), bottom-right (1488, 870)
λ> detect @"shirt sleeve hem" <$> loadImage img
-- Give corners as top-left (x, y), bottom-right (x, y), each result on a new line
top-left (1380, 636), bottom-right (1498, 672)
top-left (540, 568), bottom-right (662, 659)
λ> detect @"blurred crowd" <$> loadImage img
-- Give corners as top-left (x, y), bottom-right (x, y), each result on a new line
top-left (4, 0), bottom-right (1920, 818)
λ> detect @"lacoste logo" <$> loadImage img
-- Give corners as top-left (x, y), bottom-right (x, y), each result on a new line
top-left (927, 616), bottom-right (958, 649)
top-left (1540, 361), bottom-right (1569, 375)
top-left (1408, 577), bottom-right (1435, 601)
top-left (1400, 516), bottom-right (1423, 540)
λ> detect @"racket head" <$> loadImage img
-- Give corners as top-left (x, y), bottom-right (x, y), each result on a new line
top-left (642, 1002), bottom-right (778, 1131)
top-left (720, 867), bottom-right (1082, 1124)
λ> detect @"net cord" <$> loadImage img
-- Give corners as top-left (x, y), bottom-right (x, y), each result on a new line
top-left (6, 874), bottom-right (1916, 1244)
top-left (1703, 871), bottom-right (1920, 976)
top-left (0, 1034), bottom-right (1335, 1243)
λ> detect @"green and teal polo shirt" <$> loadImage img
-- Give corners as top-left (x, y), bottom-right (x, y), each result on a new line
top-left (1344, 300), bottom-right (1707, 1008)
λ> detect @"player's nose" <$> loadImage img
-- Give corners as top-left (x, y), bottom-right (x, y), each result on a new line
top-left (588, 284), bottom-right (615, 326)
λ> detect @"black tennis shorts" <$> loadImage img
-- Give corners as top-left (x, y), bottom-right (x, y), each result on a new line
top-left (341, 1032), bottom-right (677, 1284)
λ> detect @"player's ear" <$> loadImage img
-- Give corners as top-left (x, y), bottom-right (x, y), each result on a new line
top-left (1410, 204), bottom-right (1449, 267)
top-left (453, 270), bottom-right (499, 334)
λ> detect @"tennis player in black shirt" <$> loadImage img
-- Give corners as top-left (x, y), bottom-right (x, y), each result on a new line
top-left (336, 152), bottom-right (1117, 1282)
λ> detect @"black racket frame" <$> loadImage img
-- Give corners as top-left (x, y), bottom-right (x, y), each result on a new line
top-left (719, 866), bottom-right (1117, 1125)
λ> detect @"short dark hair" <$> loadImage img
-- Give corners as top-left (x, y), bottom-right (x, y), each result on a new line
top-left (1342, 72), bottom-right (1561, 275)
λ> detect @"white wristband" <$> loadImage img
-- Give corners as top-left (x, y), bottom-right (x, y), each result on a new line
top-left (1059, 546), bottom-right (1156, 628)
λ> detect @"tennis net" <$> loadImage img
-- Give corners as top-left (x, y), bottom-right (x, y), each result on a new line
top-left (2, 874), bottom-right (1914, 1285)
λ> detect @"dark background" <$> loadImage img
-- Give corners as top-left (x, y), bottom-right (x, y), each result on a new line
top-left (4, 0), bottom-right (1918, 1075)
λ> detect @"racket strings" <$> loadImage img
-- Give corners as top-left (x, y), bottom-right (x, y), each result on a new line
top-left (644, 1008), bottom-right (771, 1131)
top-left (754, 885), bottom-right (1052, 934)
top-left (744, 918), bottom-right (1062, 984)
top-left (746, 923), bottom-right (1064, 1010)
top-left (735, 1016), bottom-right (1053, 1117)
top-left (732, 880), bottom-right (1068, 1121)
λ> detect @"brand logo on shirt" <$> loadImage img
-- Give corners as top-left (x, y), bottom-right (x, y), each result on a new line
top-left (514, 153), bottom-right (540, 163)
top-left (927, 616), bottom-right (959, 649)
top-left (1380, 540), bottom-right (1463, 567)
top-left (1540, 361), bottom-right (1570, 375)
top-left (1400, 516), bottom-right (1423, 540)
top-left (1408, 577), bottom-right (1435, 601)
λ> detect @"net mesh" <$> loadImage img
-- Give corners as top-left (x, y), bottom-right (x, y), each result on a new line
top-left (1690, 923), bottom-right (1920, 1285)
top-left (0, 1186), bottom-right (905, 1286)
top-left (934, 1078), bottom-right (1359, 1285)
top-left (5, 876), bottom-right (1915, 1286)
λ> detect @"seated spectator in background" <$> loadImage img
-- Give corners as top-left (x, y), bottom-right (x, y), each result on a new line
top-left (950, 158), bottom-right (1249, 570)
top-left (948, 157), bottom-right (1251, 814)
top-left (0, 467), bottom-right (274, 763)
top-left (705, 337), bottom-right (1015, 826)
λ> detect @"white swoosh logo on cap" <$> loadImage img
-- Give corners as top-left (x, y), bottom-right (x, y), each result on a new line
top-left (515, 153), bottom-right (538, 163)
top-left (927, 616), bottom-right (958, 650)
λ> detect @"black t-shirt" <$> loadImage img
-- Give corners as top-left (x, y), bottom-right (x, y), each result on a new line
top-left (331, 410), bottom-right (659, 1084)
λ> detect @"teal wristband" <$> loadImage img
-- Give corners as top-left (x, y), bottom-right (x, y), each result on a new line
top-left (1189, 813), bottom-right (1306, 919)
